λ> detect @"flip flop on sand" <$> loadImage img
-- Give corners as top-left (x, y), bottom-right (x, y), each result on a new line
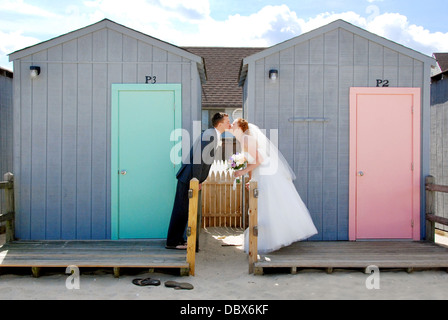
top-left (165, 280), bottom-right (194, 290)
top-left (132, 278), bottom-right (161, 287)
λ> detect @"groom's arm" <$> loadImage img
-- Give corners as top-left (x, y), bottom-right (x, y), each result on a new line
top-left (191, 129), bottom-right (216, 180)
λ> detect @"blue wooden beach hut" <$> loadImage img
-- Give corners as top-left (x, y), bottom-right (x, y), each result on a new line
top-left (8, 19), bottom-right (205, 241)
top-left (0, 67), bottom-right (13, 218)
top-left (239, 20), bottom-right (436, 241)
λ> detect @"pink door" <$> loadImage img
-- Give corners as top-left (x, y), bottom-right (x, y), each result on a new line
top-left (349, 88), bottom-right (421, 240)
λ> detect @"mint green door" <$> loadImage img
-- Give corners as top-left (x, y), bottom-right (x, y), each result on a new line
top-left (111, 84), bottom-right (181, 239)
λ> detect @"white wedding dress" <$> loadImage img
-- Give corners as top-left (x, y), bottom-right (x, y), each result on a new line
top-left (243, 125), bottom-right (318, 254)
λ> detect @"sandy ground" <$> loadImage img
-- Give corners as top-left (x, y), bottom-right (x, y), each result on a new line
top-left (0, 229), bottom-right (447, 301)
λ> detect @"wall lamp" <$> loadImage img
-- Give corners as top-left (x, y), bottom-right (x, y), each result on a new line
top-left (269, 69), bottom-right (278, 81)
top-left (30, 66), bottom-right (41, 79)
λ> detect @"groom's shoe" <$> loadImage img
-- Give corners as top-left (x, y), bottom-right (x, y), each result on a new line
top-left (165, 243), bottom-right (188, 250)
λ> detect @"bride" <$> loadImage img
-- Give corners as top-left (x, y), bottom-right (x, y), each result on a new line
top-left (229, 118), bottom-right (318, 253)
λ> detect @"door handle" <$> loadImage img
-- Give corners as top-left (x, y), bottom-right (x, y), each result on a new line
top-left (120, 170), bottom-right (127, 176)
top-left (358, 171), bottom-right (364, 176)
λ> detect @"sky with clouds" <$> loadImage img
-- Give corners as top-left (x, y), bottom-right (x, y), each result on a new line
top-left (1, 0), bottom-right (447, 71)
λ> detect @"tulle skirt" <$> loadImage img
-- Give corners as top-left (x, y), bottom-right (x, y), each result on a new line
top-left (244, 167), bottom-right (318, 254)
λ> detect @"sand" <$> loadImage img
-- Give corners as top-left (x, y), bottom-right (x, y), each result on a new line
top-left (0, 229), bottom-right (447, 300)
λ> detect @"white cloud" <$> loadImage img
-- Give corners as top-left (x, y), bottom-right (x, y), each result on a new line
top-left (83, 0), bottom-right (209, 27)
top-left (159, 0), bottom-right (210, 20)
top-left (1, 1), bottom-right (447, 70)
top-left (367, 13), bottom-right (448, 54)
top-left (0, 30), bottom-right (39, 53)
top-left (231, 8), bottom-right (447, 57)
top-left (172, 5), bottom-right (448, 57)
top-left (0, 0), bottom-right (58, 18)
top-left (298, 11), bottom-right (365, 34)
top-left (176, 5), bottom-right (303, 47)
top-left (79, 0), bottom-right (211, 46)
top-left (0, 30), bottom-right (40, 70)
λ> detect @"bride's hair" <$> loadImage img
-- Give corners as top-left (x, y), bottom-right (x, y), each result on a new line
top-left (236, 118), bottom-right (249, 133)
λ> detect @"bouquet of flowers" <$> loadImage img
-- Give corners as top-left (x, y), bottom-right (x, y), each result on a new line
top-left (227, 153), bottom-right (247, 189)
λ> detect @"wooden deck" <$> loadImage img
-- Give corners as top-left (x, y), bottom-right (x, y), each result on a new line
top-left (0, 240), bottom-right (190, 277)
top-left (254, 241), bottom-right (448, 275)
top-left (2, 238), bottom-right (448, 277)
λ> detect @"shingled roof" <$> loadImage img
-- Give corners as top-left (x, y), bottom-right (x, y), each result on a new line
top-left (434, 53), bottom-right (448, 73)
top-left (183, 47), bottom-right (265, 109)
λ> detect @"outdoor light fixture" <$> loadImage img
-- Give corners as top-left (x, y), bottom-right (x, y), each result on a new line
top-left (269, 69), bottom-right (278, 81)
top-left (30, 66), bottom-right (41, 79)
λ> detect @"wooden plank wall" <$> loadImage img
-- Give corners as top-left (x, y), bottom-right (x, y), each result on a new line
top-left (12, 27), bottom-right (201, 240)
top-left (430, 77), bottom-right (448, 231)
top-left (250, 28), bottom-right (425, 240)
top-left (0, 72), bottom-right (13, 217)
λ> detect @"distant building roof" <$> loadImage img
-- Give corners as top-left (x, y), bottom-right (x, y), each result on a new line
top-left (432, 53), bottom-right (448, 82)
top-left (434, 53), bottom-right (448, 73)
top-left (0, 67), bottom-right (13, 78)
top-left (183, 47), bottom-right (265, 109)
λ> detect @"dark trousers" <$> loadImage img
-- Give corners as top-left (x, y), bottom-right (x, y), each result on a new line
top-left (166, 180), bottom-right (189, 246)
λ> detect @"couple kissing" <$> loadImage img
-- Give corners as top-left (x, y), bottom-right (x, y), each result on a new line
top-left (166, 113), bottom-right (317, 253)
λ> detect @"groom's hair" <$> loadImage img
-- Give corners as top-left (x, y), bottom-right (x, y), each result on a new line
top-left (212, 112), bottom-right (228, 128)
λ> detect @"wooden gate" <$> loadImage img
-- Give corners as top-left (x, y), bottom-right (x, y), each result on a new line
top-left (201, 161), bottom-right (245, 228)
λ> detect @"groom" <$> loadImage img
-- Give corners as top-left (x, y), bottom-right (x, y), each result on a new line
top-left (166, 113), bottom-right (231, 250)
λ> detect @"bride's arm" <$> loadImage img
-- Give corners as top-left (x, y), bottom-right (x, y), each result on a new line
top-left (234, 135), bottom-right (263, 178)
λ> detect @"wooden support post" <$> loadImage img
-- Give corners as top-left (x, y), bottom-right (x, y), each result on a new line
top-left (196, 189), bottom-right (202, 252)
top-left (254, 267), bottom-right (264, 276)
top-left (113, 267), bottom-right (120, 278)
top-left (186, 178), bottom-right (199, 276)
top-left (4, 173), bottom-right (14, 243)
top-left (425, 175), bottom-right (435, 242)
top-left (248, 180), bottom-right (258, 274)
top-left (180, 268), bottom-right (190, 277)
top-left (31, 267), bottom-right (41, 278)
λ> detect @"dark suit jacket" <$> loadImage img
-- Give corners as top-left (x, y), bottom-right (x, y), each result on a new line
top-left (176, 128), bottom-right (219, 184)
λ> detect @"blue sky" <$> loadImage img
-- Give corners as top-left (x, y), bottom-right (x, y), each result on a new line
top-left (1, 0), bottom-right (447, 71)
